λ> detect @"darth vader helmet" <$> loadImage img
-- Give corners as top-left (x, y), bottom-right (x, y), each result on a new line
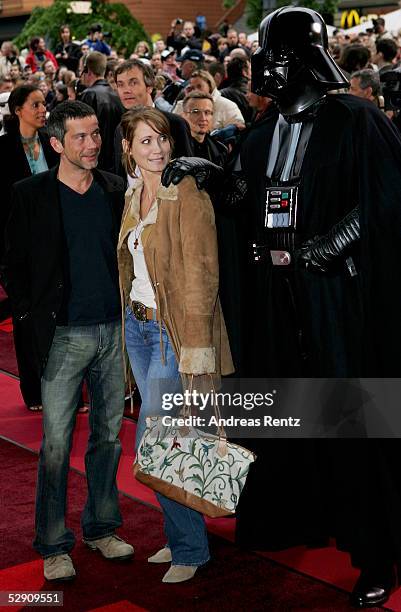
top-left (251, 7), bottom-right (349, 117)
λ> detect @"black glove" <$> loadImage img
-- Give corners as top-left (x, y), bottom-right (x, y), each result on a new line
top-left (161, 157), bottom-right (224, 190)
top-left (296, 206), bottom-right (360, 273)
top-left (221, 172), bottom-right (247, 210)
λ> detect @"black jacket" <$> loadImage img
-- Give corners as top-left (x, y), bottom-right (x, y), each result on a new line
top-left (80, 79), bottom-right (124, 171)
top-left (220, 78), bottom-right (253, 123)
top-left (2, 166), bottom-right (125, 376)
top-left (53, 41), bottom-right (82, 72)
top-left (0, 126), bottom-right (59, 260)
top-left (191, 133), bottom-right (228, 168)
top-left (113, 110), bottom-right (194, 180)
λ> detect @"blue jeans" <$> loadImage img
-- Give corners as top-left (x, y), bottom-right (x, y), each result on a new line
top-left (125, 307), bottom-right (210, 566)
top-left (33, 320), bottom-right (125, 558)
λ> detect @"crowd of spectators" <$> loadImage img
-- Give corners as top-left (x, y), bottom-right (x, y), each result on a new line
top-left (2, 15), bottom-right (401, 139)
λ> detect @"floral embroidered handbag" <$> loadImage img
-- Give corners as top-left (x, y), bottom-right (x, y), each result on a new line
top-left (133, 377), bottom-right (256, 518)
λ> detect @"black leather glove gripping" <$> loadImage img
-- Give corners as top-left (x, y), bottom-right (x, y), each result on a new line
top-left (161, 157), bottom-right (224, 190)
top-left (296, 207), bottom-right (360, 273)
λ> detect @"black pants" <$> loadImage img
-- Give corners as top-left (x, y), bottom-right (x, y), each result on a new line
top-left (13, 318), bottom-right (41, 407)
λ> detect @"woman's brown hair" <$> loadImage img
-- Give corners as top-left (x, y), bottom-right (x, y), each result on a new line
top-left (120, 106), bottom-right (174, 177)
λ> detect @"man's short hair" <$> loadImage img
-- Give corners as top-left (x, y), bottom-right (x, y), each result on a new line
top-left (114, 59), bottom-right (155, 88)
top-left (339, 44), bottom-right (370, 73)
top-left (351, 69), bottom-right (381, 97)
top-left (376, 38), bottom-right (398, 62)
top-left (183, 90), bottom-right (214, 109)
top-left (208, 62), bottom-right (226, 80)
top-left (226, 56), bottom-right (249, 81)
top-left (106, 58), bottom-right (119, 77)
top-left (89, 23), bottom-right (102, 34)
top-left (84, 51), bottom-right (107, 77)
top-left (47, 100), bottom-right (96, 144)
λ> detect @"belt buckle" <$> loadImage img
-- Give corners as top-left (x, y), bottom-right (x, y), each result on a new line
top-left (270, 250), bottom-right (291, 266)
top-left (132, 301), bottom-right (147, 322)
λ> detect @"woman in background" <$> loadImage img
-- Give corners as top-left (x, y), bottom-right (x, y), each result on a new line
top-left (0, 84), bottom-right (58, 411)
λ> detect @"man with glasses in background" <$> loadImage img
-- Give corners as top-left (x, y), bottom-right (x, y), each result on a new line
top-left (182, 91), bottom-right (227, 167)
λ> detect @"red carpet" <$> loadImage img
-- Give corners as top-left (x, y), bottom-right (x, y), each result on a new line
top-left (0, 372), bottom-right (399, 609)
top-left (0, 318), bottom-right (17, 376)
top-left (0, 438), bottom-right (363, 612)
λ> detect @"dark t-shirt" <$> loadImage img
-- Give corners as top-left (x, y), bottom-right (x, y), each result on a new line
top-left (57, 178), bottom-right (120, 326)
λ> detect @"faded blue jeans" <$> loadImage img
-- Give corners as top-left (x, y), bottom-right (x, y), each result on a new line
top-left (125, 307), bottom-right (210, 567)
top-left (33, 320), bottom-right (125, 558)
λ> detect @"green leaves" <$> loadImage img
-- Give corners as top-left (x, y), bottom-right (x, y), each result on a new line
top-left (245, 0), bottom-right (338, 31)
top-left (14, 0), bottom-right (150, 57)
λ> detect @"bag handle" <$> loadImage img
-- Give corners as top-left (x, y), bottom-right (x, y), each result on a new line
top-left (182, 374), bottom-right (227, 441)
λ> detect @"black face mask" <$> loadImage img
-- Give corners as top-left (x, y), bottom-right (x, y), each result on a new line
top-left (252, 46), bottom-right (306, 99)
top-left (251, 7), bottom-right (349, 117)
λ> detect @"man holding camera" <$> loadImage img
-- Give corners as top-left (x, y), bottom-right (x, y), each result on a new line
top-left (84, 25), bottom-right (111, 56)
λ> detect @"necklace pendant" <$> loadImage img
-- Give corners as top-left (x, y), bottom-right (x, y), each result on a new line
top-left (134, 238), bottom-right (139, 250)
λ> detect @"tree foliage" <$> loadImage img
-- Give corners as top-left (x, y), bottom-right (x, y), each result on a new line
top-left (246, 0), bottom-right (264, 30)
top-left (246, 0), bottom-right (339, 30)
top-left (14, 0), bottom-right (150, 56)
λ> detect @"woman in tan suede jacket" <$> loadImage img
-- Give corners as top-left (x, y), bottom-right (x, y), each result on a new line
top-left (117, 107), bottom-right (233, 584)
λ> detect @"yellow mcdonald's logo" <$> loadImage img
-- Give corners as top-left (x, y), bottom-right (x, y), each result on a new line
top-left (340, 9), bottom-right (361, 28)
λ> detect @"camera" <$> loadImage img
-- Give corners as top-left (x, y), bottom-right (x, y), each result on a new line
top-left (380, 68), bottom-right (401, 111)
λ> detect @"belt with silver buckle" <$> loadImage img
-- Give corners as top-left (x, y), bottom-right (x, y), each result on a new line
top-left (129, 300), bottom-right (160, 322)
top-left (270, 249), bottom-right (291, 266)
top-left (252, 244), bottom-right (292, 266)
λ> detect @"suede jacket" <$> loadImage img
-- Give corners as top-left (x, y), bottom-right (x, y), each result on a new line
top-left (117, 175), bottom-right (234, 379)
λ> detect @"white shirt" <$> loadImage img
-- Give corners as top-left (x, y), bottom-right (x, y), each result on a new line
top-left (127, 215), bottom-right (157, 309)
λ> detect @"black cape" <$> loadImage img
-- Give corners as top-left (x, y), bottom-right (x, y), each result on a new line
top-left (233, 95), bottom-right (401, 568)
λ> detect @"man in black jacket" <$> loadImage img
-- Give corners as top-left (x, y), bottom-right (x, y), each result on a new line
top-left (3, 101), bottom-right (133, 582)
top-left (80, 51), bottom-right (124, 171)
top-left (113, 59), bottom-right (193, 180)
top-left (181, 91), bottom-right (227, 167)
top-left (220, 56), bottom-right (253, 123)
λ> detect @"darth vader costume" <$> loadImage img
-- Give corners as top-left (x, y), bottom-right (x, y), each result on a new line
top-left (160, 8), bottom-right (401, 606)
top-left (230, 7), bottom-right (401, 609)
